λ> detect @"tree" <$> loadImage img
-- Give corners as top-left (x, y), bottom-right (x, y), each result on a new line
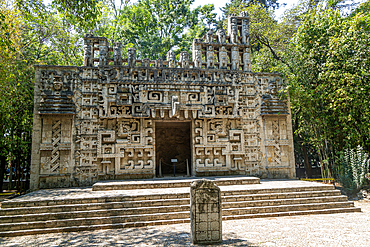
top-left (0, 0), bottom-right (91, 192)
top-left (218, 0), bottom-right (370, 183)
top-left (219, 2), bottom-right (296, 73)
top-left (0, 1), bottom-right (34, 192)
top-left (94, 0), bottom-right (217, 59)
top-left (220, 0), bottom-right (283, 24)
top-left (288, 1), bottom-right (370, 185)
top-left (0, 0), bottom-right (219, 191)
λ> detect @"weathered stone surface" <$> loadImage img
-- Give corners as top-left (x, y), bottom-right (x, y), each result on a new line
top-left (190, 179), bottom-right (222, 244)
top-left (30, 12), bottom-right (296, 190)
top-left (0, 179), bottom-right (362, 237)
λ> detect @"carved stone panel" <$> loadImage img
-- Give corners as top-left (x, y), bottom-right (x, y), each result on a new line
top-left (190, 179), bottom-right (222, 244)
top-left (263, 117), bottom-right (293, 178)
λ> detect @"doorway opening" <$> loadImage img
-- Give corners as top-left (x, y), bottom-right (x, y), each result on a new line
top-left (155, 121), bottom-right (191, 177)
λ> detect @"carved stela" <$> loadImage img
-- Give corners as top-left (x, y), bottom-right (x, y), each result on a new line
top-left (31, 12), bottom-right (295, 189)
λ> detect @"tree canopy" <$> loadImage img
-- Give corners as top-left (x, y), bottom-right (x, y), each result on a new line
top-left (1, 0), bottom-right (369, 192)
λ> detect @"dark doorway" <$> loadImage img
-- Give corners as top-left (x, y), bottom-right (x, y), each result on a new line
top-left (155, 122), bottom-right (191, 177)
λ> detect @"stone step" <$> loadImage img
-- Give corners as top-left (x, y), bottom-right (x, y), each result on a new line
top-left (223, 207), bottom-right (362, 220)
top-left (221, 185), bottom-right (335, 196)
top-left (0, 218), bottom-right (192, 237)
top-left (0, 198), bottom-right (190, 216)
top-left (0, 204), bottom-right (190, 224)
top-left (0, 211), bottom-right (191, 232)
top-left (222, 201), bottom-right (356, 216)
top-left (0, 207), bottom-right (361, 237)
top-left (0, 193), bottom-right (190, 209)
top-left (0, 201), bottom-right (355, 231)
top-left (1, 186), bottom-right (336, 209)
top-left (0, 195), bottom-right (347, 223)
top-left (92, 176), bottom-right (261, 191)
top-left (222, 195), bottom-right (348, 209)
top-left (0, 193), bottom-right (348, 221)
top-left (0, 179), bottom-right (360, 237)
top-left (0, 190), bottom-right (341, 216)
top-left (222, 190), bottom-right (341, 202)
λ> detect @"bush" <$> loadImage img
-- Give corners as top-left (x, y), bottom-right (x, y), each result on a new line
top-left (337, 146), bottom-right (369, 194)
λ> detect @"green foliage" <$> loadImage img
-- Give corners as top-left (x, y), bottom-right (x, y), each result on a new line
top-left (0, 1), bottom-right (34, 191)
top-left (221, 0), bottom-right (283, 20)
top-left (337, 146), bottom-right (369, 193)
top-left (2, 0), bottom-right (369, 193)
top-left (94, 0), bottom-right (217, 59)
top-left (220, 2), bottom-right (296, 73)
top-left (225, 1), bottom-right (370, 188)
top-left (0, 0), bottom-right (218, 191)
top-left (287, 1), bottom-right (370, 189)
top-left (52, 0), bottom-right (102, 30)
top-left (289, 3), bottom-right (370, 151)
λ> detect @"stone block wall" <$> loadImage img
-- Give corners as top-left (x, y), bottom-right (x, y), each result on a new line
top-left (30, 12), bottom-right (295, 190)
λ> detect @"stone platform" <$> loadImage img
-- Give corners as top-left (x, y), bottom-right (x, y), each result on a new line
top-left (0, 178), bottom-right (361, 237)
top-left (92, 175), bottom-right (260, 191)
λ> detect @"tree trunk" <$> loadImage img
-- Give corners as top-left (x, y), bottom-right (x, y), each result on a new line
top-left (16, 152), bottom-right (20, 192)
top-left (9, 158), bottom-right (12, 191)
top-left (301, 144), bottom-right (312, 178)
top-left (0, 155), bottom-right (6, 193)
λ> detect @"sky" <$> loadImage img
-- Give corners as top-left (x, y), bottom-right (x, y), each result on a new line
top-left (43, 0), bottom-right (366, 20)
top-left (191, 0), bottom-right (299, 20)
top-left (191, 0), bottom-right (366, 20)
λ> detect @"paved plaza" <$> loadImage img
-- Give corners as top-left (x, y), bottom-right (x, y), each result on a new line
top-left (2, 179), bottom-right (339, 203)
top-left (0, 184), bottom-right (369, 246)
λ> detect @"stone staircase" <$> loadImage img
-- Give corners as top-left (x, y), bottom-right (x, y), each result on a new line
top-left (0, 178), bottom-right (361, 237)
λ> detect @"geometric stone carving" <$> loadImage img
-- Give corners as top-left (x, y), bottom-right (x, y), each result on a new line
top-left (30, 12), bottom-right (296, 190)
top-left (50, 120), bottom-right (61, 173)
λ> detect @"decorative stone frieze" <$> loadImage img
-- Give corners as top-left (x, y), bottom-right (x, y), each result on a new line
top-left (30, 13), bottom-right (296, 190)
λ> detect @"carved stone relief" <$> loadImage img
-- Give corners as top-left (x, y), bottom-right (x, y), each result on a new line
top-left (31, 12), bottom-right (295, 189)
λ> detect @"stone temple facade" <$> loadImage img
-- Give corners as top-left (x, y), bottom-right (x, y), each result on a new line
top-left (30, 13), bottom-right (295, 190)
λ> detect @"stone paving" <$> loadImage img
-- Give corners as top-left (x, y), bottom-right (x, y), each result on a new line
top-left (4, 179), bottom-right (334, 203)
top-left (0, 200), bottom-right (368, 246)
top-left (0, 179), bottom-right (368, 246)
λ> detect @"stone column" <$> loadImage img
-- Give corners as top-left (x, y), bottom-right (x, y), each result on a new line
top-left (217, 29), bottom-right (226, 44)
top-left (155, 57), bottom-right (163, 67)
top-left (206, 46), bottom-right (214, 69)
top-left (127, 48), bottom-right (137, 67)
top-left (142, 58), bottom-right (150, 67)
top-left (243, 48), bottom-right (251, 72)
top-left (113, 42), bottom-right (122, 66)
top-left (83, 35), bottom-right (93, 67)
top-left (219, 46), bottom-right (228, 69)
top-left (231, 46), bottom-right (240, 70)
top-left (99, 40), bottom-right (108, 66)
top-left (192, 39), bottom-right (202, 68)
top-left (30, 68), bottom-right (42, 190)
top-left (167, 50), bottom-right (176, 68)
top-left (190, 179), bottom-right (222, 244)
top-left (180, 51), bottom-right (189, 68)
top-left (241, 15), bottom-right (250, 45)
top-left (230, 18), bottom-right (238, 43)
top-left (205, 30), bottom-right (213, 43)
